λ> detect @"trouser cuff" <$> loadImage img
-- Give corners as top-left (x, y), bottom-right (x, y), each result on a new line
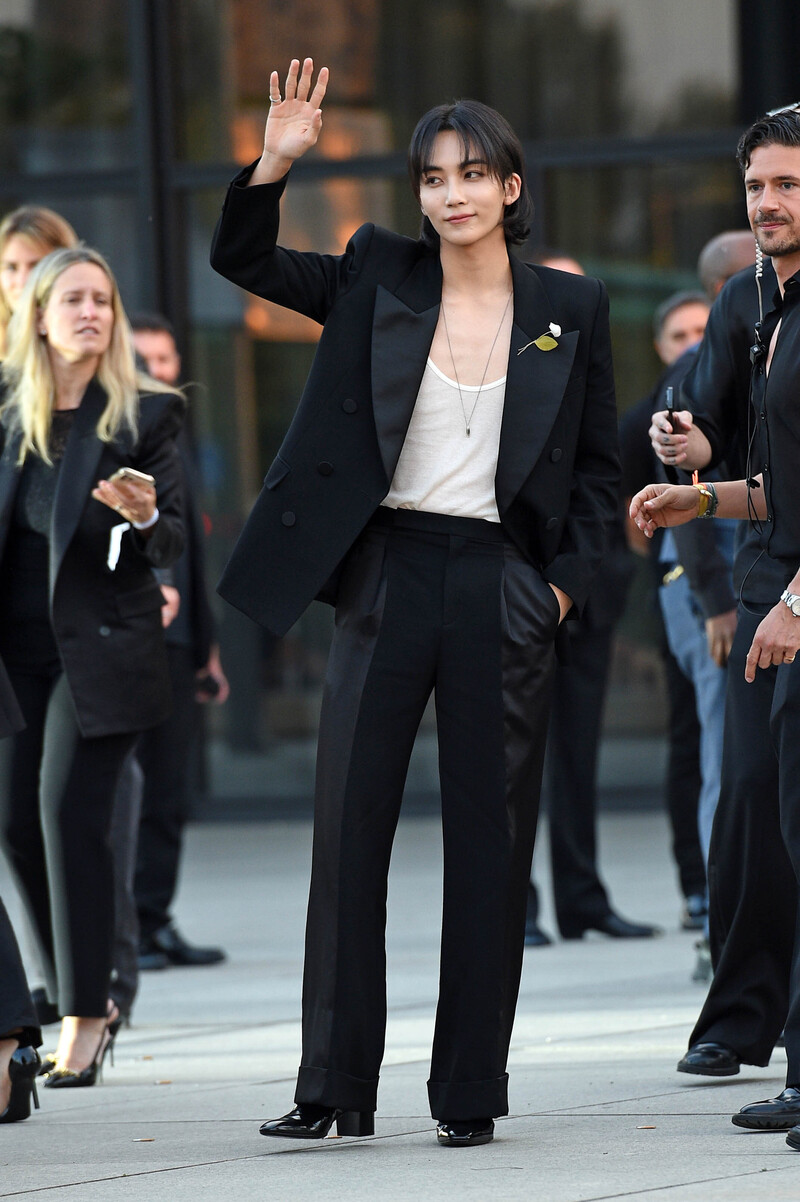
top-left (427, 1073), bottom-right (509, 1119)
top-left (296, 1065), bottom-right (378, 1113)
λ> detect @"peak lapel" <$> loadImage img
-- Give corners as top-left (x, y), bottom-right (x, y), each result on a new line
top-left (496, 257), bottom-right (578, 513)
top-left (371, 253), bottom-right (442, 486)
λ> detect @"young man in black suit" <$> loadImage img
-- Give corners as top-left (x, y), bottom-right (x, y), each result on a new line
top-left (211, 58), bottom-right (619, 1146)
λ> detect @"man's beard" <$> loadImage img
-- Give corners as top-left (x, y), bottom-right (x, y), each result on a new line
top-left (754, 221), bottom-right (800, 258)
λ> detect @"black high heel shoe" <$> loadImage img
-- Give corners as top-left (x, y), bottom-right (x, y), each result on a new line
top-left (259, 1104), bottom-right (374, 1139)
top-left (42, 1015), bottom-right (121, 1090)
top-left (0, 1046), bottom-right (41, 1123)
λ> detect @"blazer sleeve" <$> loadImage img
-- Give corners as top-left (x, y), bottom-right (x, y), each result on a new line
top-left (544, 281), bottom-right (621, 613)
top-left (210, 163), bottom-right (376, 325)
top-left (128, 393), bottom-right (186, 569)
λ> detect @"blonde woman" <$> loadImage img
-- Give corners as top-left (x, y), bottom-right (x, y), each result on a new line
top-left (0, 247), bottom-right (185, 1087)
top-left (0, 207), bottom-right (78, 355)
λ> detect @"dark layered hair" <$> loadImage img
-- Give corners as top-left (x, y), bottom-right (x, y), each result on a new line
top-left (736, 108), bottom-right (800, 174)
top-left (407, 99), bottom-right (532, 248)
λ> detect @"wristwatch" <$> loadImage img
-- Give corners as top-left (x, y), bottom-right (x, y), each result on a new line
top-left (780, 589), bottom-right (800, 617)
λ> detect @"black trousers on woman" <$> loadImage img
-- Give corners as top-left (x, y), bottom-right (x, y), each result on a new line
top-left (295, 508), bottom-right (558, 1121)
top-left (0, 669), bottom-right (136, 1018)
top-left (0, 897), bottom-right (40, 1047)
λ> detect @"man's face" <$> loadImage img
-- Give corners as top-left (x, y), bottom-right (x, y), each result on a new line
top-left (132, 327), bottom-right (181, 385)
top-left (745, 143), bottom-right (800, 263)
top-left (654, 302), bottom-right (710, 366)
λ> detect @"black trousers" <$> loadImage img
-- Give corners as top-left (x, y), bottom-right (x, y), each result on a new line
top-left (529, 622), bottom-right (613, 933)
top-left (689, 605), bottom-right (791, 1064)
top-left (770, 650), bottom-right (800, 1085)
top-left (663, 648), bottom-right (706, 901)
top-left (295, 508), bottom-right (558, 1120)
top-left (135, 646), bottom-right (199, 940)
top-left (0, 897), bottom-right (40, 1047)
top-left (0, 669), bottom-right (136, 1017)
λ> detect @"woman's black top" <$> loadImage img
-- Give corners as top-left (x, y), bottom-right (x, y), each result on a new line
top-left (0, 410), bottom-right (77, 671)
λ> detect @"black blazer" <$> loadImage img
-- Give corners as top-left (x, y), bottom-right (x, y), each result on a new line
top-left (210, 168), bottom-right (620, 637)
top-left (0, 380), bottom-right (185, 737)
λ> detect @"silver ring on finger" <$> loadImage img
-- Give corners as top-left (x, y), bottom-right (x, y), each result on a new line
top-left (269, 95), bottom-right (281, 104)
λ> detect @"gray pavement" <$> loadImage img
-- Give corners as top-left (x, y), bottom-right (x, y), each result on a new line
top-left (2, 810), bottom-right (798, 1201)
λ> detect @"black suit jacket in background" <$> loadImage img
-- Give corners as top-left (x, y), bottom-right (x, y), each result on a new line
top-left (210, 167), bottom-right (620, 637)
top-left (0, 381), bottom-right (185, 737)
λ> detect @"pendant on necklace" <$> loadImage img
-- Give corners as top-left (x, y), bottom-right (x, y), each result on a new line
top-left (466, 427), bottom-right (470, 437)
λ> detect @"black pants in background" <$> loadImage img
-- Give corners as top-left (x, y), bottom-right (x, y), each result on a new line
top-left (0, 670), bottom-right (136, 1017)
top-left (135, 646), bottom-right (199, 941)
top-left (689, 605), bottom-right (791, 1064)
top-left (0, 897), bottom-right (40, 1047)
top-left (295, 508), bottom-right (558, 1121)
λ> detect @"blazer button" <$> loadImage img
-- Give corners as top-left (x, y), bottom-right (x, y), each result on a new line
top-left (281, 511), bottom-right (296, 527)
top-left (317, 461), bottom-right (334, 476)
top-left (342, 398), bottom-right (358, 413)
top-left (99, 625), bottom-right (111, 637)
top-left (545, 517), bottom-right (559, 531)
top-left (550, 448), bottom-right (563, 462)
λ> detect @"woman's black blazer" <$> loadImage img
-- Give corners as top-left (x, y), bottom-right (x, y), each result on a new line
top-left (0, 380), bottom-right (185, 737)
top-left (210, 166), bottom-right (620, 637)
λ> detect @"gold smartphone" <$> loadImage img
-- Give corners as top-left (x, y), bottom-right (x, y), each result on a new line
top-left (109, 467), bottom-right (156, 487)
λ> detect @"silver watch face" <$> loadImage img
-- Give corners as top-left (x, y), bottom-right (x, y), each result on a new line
top-left (783, 591), bottom-right (800, 617)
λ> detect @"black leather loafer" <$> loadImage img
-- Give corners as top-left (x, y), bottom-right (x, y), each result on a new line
top-left (436, 1118), bottom-right (494, 1147)
top-left (561, 912), bottom-right (662, 940)
top-left (786, 1124), bottom-right (800, 1150)
top-left (259, 1104), bottom-right (374, 1139)
top-left (732, 1087), bottom-right (800, 1130)
top-left (677, 1041), bottom-right (740, 1077)
top-left (146, 923), bottom-right (226, 967)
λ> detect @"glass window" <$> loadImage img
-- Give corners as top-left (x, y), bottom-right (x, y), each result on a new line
top-left (0, 1), bottom-right (133, 174)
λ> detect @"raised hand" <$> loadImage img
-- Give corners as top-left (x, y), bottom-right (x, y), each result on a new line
top-left (251, 58), bottom-right (329, 185)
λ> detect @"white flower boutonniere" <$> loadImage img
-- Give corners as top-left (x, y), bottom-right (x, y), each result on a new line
top-left (518, 322), bottom-right (562, 355)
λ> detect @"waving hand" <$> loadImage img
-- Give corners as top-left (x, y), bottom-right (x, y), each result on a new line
top-left (250, 58), bottom-right (329, 186)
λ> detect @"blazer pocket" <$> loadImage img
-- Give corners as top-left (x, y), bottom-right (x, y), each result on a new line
top-left (264, 456), bottom-right (290, 490)
top-left (116, 584), bottom-right (165, 619)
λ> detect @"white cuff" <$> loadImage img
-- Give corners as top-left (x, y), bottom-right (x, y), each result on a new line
top-left (132, 507), bottom-right (159, 531)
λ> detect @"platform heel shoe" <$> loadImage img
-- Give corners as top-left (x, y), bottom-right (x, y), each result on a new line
top-left (259, 1103), bottom-right (375, 1139)
top-left (0, 1046), bottom-right (42, 1123)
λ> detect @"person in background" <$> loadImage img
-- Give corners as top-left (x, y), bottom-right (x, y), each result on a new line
top-left (525, 250), bottom-right (658, 946)
top-left (130, 314), bottom-right (229, 970)
top-left (0, 207), bottom-right (78, 357)
top-left (0, 653), bottom-right (41, 1123)
top-left (0, 246), bottom-right (185, 1087)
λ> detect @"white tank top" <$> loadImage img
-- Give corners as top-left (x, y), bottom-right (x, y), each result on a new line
top-left (381, 358), bottom-right (506, 523)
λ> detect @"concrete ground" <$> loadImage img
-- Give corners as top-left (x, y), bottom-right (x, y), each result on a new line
top-left (1, 809), bottom-right (798, 1201)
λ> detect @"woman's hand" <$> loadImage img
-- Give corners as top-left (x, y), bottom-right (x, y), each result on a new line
top-left (92, 476), bottom-right (157, 529)
top-left (629, 483), bottom-right (701, 539)
top-left (250, 58), bottom-right (329, 185)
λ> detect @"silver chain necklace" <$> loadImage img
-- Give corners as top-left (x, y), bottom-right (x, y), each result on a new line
top-left (440, 292), bottom-right (513, 436)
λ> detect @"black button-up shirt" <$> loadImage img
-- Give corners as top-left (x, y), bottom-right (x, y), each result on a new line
top-left (752, 270), bottom-right (800, 571)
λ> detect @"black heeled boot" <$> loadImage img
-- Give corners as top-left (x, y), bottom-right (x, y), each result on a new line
top-left (259, 1103), bottom-right (374, 1139)
top-left (0, 1046), bottom-right (41, 1123)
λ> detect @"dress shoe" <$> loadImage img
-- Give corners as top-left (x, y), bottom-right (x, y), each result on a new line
top-left (680, 893), bottom-right (708, 931)
top-left (560, 911), bottom-right (662, 940)
top-left (259, 1104), bottom-right (374, 1139)
top-left (137, 947), bottom-right (170, 971)
top-left (43, 1013), bottom-right (121, 1090)
top-left (677, 1041), bottom-right (740, 1077)
top-left (732, 1087), bottom-right (800, 1130)
top-left (786, 1124), bottom-right (800, 1150)
top-left (0, 1046), bottom-right (41, 1123)
top-left (146, 922), bottom-right (226, 967)
top-left (31, 987), bottom-right (60, 1027)
top-left (436, 1117), bottom-right (494, 1147)
top-left (524, 922), bottom-right (553, 948)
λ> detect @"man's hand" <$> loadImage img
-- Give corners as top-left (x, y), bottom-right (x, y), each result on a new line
top-left (629, 483), bottom-right (701, 538)
top-left (745, 602), bottom-right (800, 682)
top-left (250, 57), bottom-right (329, 185)
top-left (160, 585), bottom-right (180, 629)
top-left (706, 609), bottom-right (737, 668)
top-left (649, 408), bottom-right (692, 467)
top-left (196, 645), bottom-right (230, 704)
